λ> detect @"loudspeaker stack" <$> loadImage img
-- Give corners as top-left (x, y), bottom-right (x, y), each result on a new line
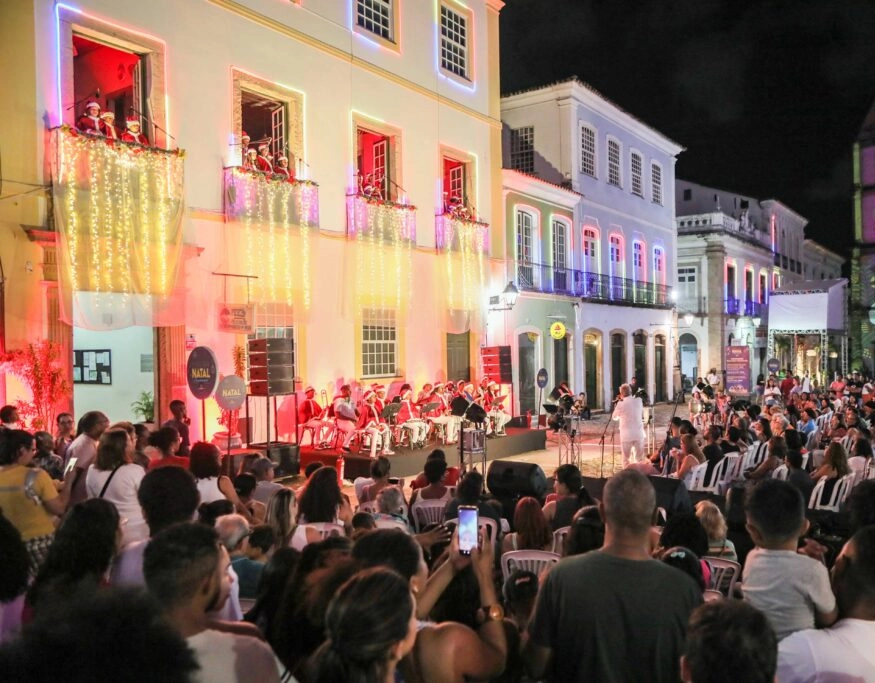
top-left (248, 338), bottom-right (295, 396)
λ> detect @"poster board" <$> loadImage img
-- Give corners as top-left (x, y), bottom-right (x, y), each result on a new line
top-left (724, 346), bottom-right (750, 395)
top-left (73, 349), bottom-right (112, 385)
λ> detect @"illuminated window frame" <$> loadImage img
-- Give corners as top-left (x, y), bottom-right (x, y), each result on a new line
top-left (354, 0), bottom-right (399, 50)
top-left (552, 218), bottom-right (569, 270)
top-left (353, 114), bottom-right (403, 202)
top-left (361, 307), bottom-right (398, 379)
top-left (440, 145), bottom-right (476, 211)
top-left (583, 227), bottom-right (600, 272)
top-left (607, 137), bottom-right (622, 188)
top-left (632, 240), bottom-right (645, 281)
top-left (439, 3), bottom-right (470, 81)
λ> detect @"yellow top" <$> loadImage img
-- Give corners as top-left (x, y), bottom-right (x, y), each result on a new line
top-left (0, 465), bottom-right (58, 540)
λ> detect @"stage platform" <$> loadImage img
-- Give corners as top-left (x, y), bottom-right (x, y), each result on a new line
top-left (298, 427), bottom-right (547, 480)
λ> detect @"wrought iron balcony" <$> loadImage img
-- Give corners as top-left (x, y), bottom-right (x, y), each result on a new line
top-left (744, 300), bottom-right (763, 317)
top-left (725, 297), bottom-right (741, 315)
top-left (515, 261), bottom-right (672, 308)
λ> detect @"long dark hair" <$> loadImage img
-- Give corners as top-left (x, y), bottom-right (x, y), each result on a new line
top-left (514, 496), bottom-right (553, 550)
top-left (0, 429), bottom-right (34, 466)
top-left (310, 568), bottom-right (413, 683)
top-left (297, 466), bottom-right (343, 523)
top-left (27, 499), bottom-right (120, 613)
top-left (95, 429), bottom-right (130, 471)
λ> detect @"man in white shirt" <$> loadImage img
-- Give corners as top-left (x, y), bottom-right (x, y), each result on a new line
top-left (777, 526), bottom-right (875, 682)
top-left (65, 411), bottom-right (109, 506)
top-left (144, 523), bottom-right (282, 683)
top-left (613, 384), bottom-right (646, 467)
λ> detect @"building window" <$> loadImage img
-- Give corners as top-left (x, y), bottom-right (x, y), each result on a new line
top-left (440, 4), bottom-right (468, 79)
top-left (651, 162), bottom-right (663, 204)
top-left (241, 89), bottom-right (287, 164)
top-left (607, 138), bottom-right (621, 187)
top-left (356, 0), bottom-right (394, 42)
top-left (510, 127), bottom-right (534, 174)
top-left (678, 266), bottom-right (697, 300)
top-left (609, 235), bottom-right (623, 277)
top-left (356, 126), bottom-right (398, 201)
top-left (633, 241), bottom-right (644, 280)
top-left (759, 273), bottom-right (767, 304)
top-left (362, 308), bottom-right (397, 378)
top-left (516, 210), bottom-right (534, 286)
top-left (683, 188), bottom-right (692, 201)
top-left (580, 124), bottom-right (596, 177)
top-left (583, 228), bottom-right (598, 272)
top-left (552, 220), bottom-right (567, 269)
top-left (630, 151), bottom-right (643, 197)
top-left (653, 247), bottom-right (665, 285)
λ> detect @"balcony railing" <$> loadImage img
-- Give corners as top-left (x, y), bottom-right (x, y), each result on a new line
top-left (346, 193), bottom-right (416, 243)
top-left (744, 300), bottom-right (763, 317)
top-left (515, 261), bottom-right (671, 307)
top-left (725, 297), bottom-right (741, 315)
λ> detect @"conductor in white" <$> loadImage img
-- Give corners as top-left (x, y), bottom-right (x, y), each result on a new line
top-left (613, 383), bottom-right (646, 467)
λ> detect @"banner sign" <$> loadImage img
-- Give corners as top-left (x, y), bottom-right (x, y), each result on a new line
top-left (215, 375), bottom-right (246, 410)
top-left (218, 303), bottom-right (255, 334)
top-left (725, 346), bottom-right (751, 395)
top-left (187, 346), bottom-right (219, 400)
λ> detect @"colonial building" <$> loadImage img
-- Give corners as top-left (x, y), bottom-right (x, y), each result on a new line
top-left (0, 0), bottom-right (505, 440)
top-left (499, 78), bottom-right (683, 410)
top-left (850, 98), bottom-right (875, 374)
top-left (675, 179), bottom-right (843, 387)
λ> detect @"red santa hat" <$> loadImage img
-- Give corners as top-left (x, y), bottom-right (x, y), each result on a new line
top-left (480, 376), bottom-right (491, 386)
top-left (433, 382), bottom-right (445, 389)
top-left (305, 386), bottom-right (315, 394)
top-left (126, 116), bottom-right (140, 130)
top-left (373, 384), bottom-right (386, 394)
top-left (258, 144), bottom-right (269, 153)
top-left (85, 101), bottom-right (100, 112)
top-left (363, 389), bottom-right (375, 401)
top-left (100, 111), bottom-right (115, 121)
top-left (241, 131), bottom-right (250, 140)
top-left (464, 383), bottom-right (474, 394)
top-left (488, 381), bottom-right (498, 390)
top-left (402, 389), bottom-right (413, 400)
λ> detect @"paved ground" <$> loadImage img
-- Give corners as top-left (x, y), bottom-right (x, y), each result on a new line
top-left (335, 401), bottom-right (684, 504)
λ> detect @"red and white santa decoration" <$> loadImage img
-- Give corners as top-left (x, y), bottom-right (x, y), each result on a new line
top-left (273, 155), bottom-right (296, 182)
top-left (120, 116), bottom-right (149, 146)
top-left (76, 101), bottom-right (106, 136)
top-left (240, 131), bottom-right (251, 166)
top-left (255, 144), bottom-right (273, 173)
top-left (100, 112), bottom-right (119, 140)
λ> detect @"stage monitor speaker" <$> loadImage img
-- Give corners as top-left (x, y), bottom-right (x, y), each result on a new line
top-left (648, 475), bottom-right (693, 516)
top-left (250, 378), bottom-right (296, 396)
top-left (249, 364), bottom-right (293, 381)
top-left (249, 350), bottom-right (293, 368)
top-left (248, 338), bottom-right (293, 354)
top-left (487, 461), bottom-right (547, 499)
top-left (580, 476), bottom-right (608, 501)
top-left (252, 442), bottom-right (300, 476)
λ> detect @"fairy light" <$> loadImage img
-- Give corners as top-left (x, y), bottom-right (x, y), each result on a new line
top-left (437, 213), bottom-right (488, 311)
top-left (51, 127), bottom-right (185, 316)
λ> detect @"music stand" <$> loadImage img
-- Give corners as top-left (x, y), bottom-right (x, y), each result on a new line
top-left (381, 402), bottom-right (402, 424)
top-left (450, 396), bottom-right (486, 473)
top-left (420, 402), bottom-right (440, 414)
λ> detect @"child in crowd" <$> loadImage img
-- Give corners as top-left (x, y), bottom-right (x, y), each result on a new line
top-left (741, 479), bottom-right (837, 640)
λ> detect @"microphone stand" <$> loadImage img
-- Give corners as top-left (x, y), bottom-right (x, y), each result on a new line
top-left (128, 105), bottom-right (177, 149)
top-left (658, 385), bottom-right (686, 475)
top-left (599, 396), bottom-right (619, 479)
top-left (65, 91), bottom-right (101, 112)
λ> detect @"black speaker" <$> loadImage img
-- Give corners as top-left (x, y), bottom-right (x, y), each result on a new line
top-left (249, 365), bottom-right (293, 381)
top-left (580, 476), bottom-right (608, 501)
top-left (250, 379), bottom-right (296, 396)
top-left (248, 338), bottom-right (293, 353)
top-left (487, 461), bottom-right (547, 498)
top-left (648, 476), bottom-right (693, 515)
top-left (252, 442), bottom-right (300, 476)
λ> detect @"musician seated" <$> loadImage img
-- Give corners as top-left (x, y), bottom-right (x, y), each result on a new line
top-left (298, 386), bottom-right (333, 449)
top-left (396, 389), bottom-right (427, 448)
top-left (423, 382), bottom-right (460, 444)
top-left (356, 389), bottom-right (394, 458)
top-left (333, 385), bottom-right (359, 451)
top-left (574, 392), bottom-right (591, 420)
top-left (484, 381), bottom-right (510, 436)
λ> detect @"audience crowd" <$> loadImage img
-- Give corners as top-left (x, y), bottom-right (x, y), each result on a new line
top-left (0, 382), bottom-right (874, 682)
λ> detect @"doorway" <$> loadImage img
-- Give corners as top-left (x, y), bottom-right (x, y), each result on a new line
top-left (632, 330), bottom-right (647, 390)
top-left (610, 333), bottom-right (626, 397)
top-left (553, 334), bottom-right (568, 388)
top-left (654, 334), bottom-right (667, 402)
top-left (584, 332), bottom-right (600, 409)
top-left (517, 332), bottom-right (537, 415)
top-left (679, 333), bottom-right (698, 390)
top-left (446, 332), bottom-right (470, 382)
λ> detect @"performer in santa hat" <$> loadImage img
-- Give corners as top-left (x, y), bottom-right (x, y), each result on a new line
top-left (76, 101), bottom-right (106, 136)
top-left (373, 384), bottom-right (387, 416)
top-left (484, 381), bottom-right (510, 437)
top-left (274, 155), bottom-right (297, 182)
top-left (100, 111), bottom-right (119, 140)
top-left (356, 390), bottom-right (393, 458)
top-left (240, 131), bottom-right (251, 166)
top-left (397, 388), bottom-right (427, 448)
top-left (121, 116), bottom-right (149, 146)
top-left (332, 384), bottom-right (358, 451)
top-left (255, 144), bottom-right (273, 173)
top-left (426, 382), bottom-right (461, 444)
top-left (298, 386), bottom-right (333, 449)
top-left (244, 148), bottom-right (258, 171)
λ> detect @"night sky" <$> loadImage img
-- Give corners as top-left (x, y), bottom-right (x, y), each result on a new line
top-left (499, 0), bottom-right (875, 256)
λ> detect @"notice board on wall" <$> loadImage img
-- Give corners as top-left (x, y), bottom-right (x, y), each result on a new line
top-left (73, 349), bottom-right (112, 385)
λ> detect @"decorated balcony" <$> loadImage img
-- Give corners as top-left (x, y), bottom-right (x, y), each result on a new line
top-left (50, 126), bottom-right (186, 328)
top-left (346, 192), bottom-right (417, 243)
top-left (436, 208), bottom-right (490, 313)
top-left (223, 166), bottom-right (319, 227)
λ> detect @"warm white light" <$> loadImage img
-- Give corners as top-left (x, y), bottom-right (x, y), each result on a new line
top-left (683, 313), bottom-right (694, 326)
top-left (752, 316), bottom-right (761, 327)
top-left (670, 290), bottom-right (679, 302)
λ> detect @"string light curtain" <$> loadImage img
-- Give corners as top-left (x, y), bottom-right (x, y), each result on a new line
top-left (435, 214), bottom-right (489, 313)
top-left (223, 167), bottom-right (319, 313)
top-left (346, 194), bottom-right (416, 311)
top-left (51, 126), bottom-right (186, 330)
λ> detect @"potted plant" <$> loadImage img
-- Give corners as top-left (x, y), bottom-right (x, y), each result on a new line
top-left (131, 390), bottom-right (155, 425)
top-left (0, 339), bottom-right (71, 431)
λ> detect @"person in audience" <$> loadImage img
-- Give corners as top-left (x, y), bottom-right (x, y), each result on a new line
top-left (374, 485), bottom-right (411, 529)
top-left (702, 425), bottom-right (725, 482)
top-left (672, 433), bottom-right (706, 487)
top-left (250, 457), bottom-right (284, 506)
top-left (0, 588), bottom-right (199, 683)
top-left (146, 426), bottom-right (188, 470)
top-left (265, 487), bottom-right (296, 547)
top-left (162, 399), bottom-right (191, 456)
top-left (291, 466), bottom-right (353, 550)
top-left (822, 412), bottom-right (847, 445)
top-left (216, 514), bottom-right (261, 600)
top-left (303, 461), bottom-right (323, 478)
top-left (523, 469), bottom-right (702, 681)
top-left (350, 511), bottom-right (377, 539)
top-left (26, 498), bottom-right (121, 619)
top-left (111, 466), bottom-right (200, 586)
top-left (563, 506), bottom-right (605, 557)
top-left (358, 455), bottom-right (397, 503)
top-left (189, 442), bottom-right (252, 522)
top-left (53, 412), bottom-right (75, 459)
top-left (66, 411), bottom-right (110, 506)
top-left (233, 473), bottom-right (266, 522)
top-left (777, 525), bottom-right (875, 681)
top-left (785, 449), bottom-right (814, 501)
top-left (502, 496), bottom-right (553, 554)
top-left (197, 499), bottom-right (234, 528)
top-left (810, 442), bottom-right (852, 503)
top-left (542, 463), bottom-right (595, 530)
top-left (752, 416), bottom-right (773, 444)
top-left (695, 500), bottom-right (738, 561)
top-left (409, 449), bottom-right (461, 492)
top-left (848, 438), bottom-right (873, 480)
top-left (246, 524), bottom-right (275, 562)
top-left (721, 425), bottom-right (748, 455)
top-left (445, 470), bottom-right (502, 528)
top-left (243, 547), bottom-right (299, 636)
top-left (681, 600), bottom-right (777, 683)
top-left (745, 435), bottom-right (786, 480)
top-left (143, 523), bottom-right (282, 683)
top-left (308, 568), bottom-right (417, 682)
top-left (847, 480), bottom-right (875, 534)
top-left (0, 512), bottom-right (30, 643)
top-left (32, 431), bottom-right (63, 480)
top-left (132, 422), bottom-right (152, 469)
top-left (0, 429), bottom-right (72, 574)
top-left (742, 479), bottom-right (837, 640)
top-left (660, 546), bottom-right (706, 592)
top-left (408, 456), bottom-right (452, 508)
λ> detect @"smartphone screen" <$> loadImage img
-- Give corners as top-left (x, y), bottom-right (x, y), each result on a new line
top-left (63, 457), bottom-right (78, 476)
top-left (458, 505), bottom-right (479, 556)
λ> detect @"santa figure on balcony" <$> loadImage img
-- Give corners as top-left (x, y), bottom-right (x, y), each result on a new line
top-left (273, 155), bottom-right (295, 181)
top-left (244, 148), bottom-right (258, 171)
top-left (240, 131), bottom-right (251, 166)
top-left (76, 101), bottom-right (106, 136)
top-left (100, 111), bottom-right (119, 140)
top-left (121, 116), bottom-right (149, 146)
top-left (255, 144), bottom-right (273, 173)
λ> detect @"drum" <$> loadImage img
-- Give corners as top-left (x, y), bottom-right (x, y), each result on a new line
top-left (461, 428), bottom-right (486, 452)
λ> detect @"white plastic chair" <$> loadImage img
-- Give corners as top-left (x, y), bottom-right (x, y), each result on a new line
top-left (716, 453), bottom-right (740, 493)
top-left (840, 435), bottom-right (856, 455)
top-left (374, 518), bottom-right (409, 532)
top-left (808, 474), bottom-right (855, 512)
top-left (745, 441), bottom-right (769, 470)
top-left (686, 462), bottom-right (710, 492)
top-left (801, 451), bottom-right (810, 470)
top-left (356, 500), bottom-right (378, 515)
top-left (552, 525), bottom-right (571, 554)
top-left (410, 499), bottom-right (448, 533)
top-left (501, 550), bottom-right (560, 582)
top-left (805, 430), bottom-right (820, 453)
top-left (771, 464), bottom-right (789, 481)
top-left (815, 412), bottom-right (832, 430)
top-left (301, 522), bottom-right (345, 540)
top-left (708, 557), bottom-right (741, 597)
